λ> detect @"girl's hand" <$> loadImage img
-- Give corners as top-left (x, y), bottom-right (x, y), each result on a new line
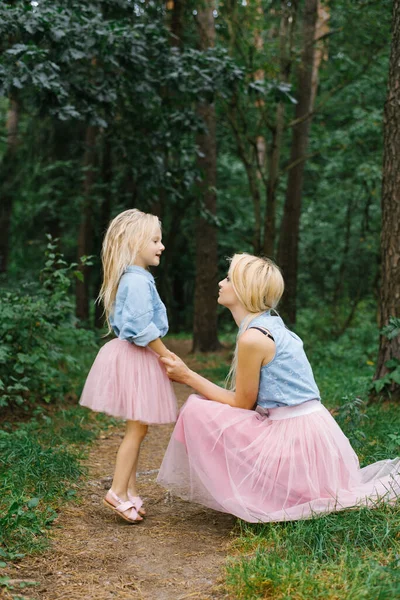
top-left (160, 353), bottom-right (191, 383)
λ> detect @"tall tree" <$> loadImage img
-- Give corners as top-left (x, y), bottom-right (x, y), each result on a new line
top-left (222, 0), bottom-right (298, 256)
top-left (277, 0), bottom-right (318, 325)
top-left (264, 0), bottom-right (298, 256)
top-left (76, 125), bottom-right (97, 322)
top-left (192, 2), bottom-right (220, 351)
top-left (374, 0), bottom-right (400, 397)
top-left (94, 133), bottom-right (113, 328)
top-left (0, 95), bottom-right (19, 272)
top-left (167, 0), bottom-right (184, 48)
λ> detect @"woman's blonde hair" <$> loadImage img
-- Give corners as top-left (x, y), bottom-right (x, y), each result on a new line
top-left (98, 208), bottom-right (161, 331)
top-left (225, 253), bottom-right (284, 390)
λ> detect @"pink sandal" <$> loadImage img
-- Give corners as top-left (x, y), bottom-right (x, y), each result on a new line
top-left (128, 493), bottom-right (146, 517)
top-left (103, 490), bottom-right (143, 524)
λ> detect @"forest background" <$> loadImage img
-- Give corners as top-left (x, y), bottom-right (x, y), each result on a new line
top-left (0, 0), bottom-right (399, 427)
top-left (1, 1), bottom-right (400, 597)
top-left (1, 0), bottom-right (399, 378)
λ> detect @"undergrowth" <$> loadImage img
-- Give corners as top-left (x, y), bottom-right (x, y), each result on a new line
top-left (0, 406), bottom-right (113, 560)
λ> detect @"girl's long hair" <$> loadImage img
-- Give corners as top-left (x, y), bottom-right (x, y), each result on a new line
top-left (225, 253), bottom-right (284, 390)
top-left (98, 209), bottom-right (161, 332)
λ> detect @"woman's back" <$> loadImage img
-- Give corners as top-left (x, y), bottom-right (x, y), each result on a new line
top-left (248, 311), bottom-right (320, 409)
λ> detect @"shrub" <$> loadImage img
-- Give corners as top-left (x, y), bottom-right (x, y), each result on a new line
top-left (371, 317), bottom-right (400, 395)
top-left (0, 236), bottom-right (96, 408)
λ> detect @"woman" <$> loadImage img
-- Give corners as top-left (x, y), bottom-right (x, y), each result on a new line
top-left (157, 253), bottom-right (400, 523)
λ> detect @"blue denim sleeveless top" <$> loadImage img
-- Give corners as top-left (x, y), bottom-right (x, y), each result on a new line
top-left (246, 311), bottom-right (321, 409)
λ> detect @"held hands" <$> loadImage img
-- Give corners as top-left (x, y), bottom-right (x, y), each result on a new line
top-left (160, 352), bottom-right (190, 383)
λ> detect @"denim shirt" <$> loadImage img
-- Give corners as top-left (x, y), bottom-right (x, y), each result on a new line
top-left (109, 266), bottom-right (168, 347)
top-left (247, 312), bottom-right (321, 409)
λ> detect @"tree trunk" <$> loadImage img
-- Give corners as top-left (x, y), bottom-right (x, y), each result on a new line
top-left (227, 105), bottom-right (262, 253)
top-left (168, 0), bottom-right (184, 48)
top-left (277, 0), bottom-right (318, 325)
top-left (310, 1), bottom-right (330, 108)
top-left (244, 161), bottom-right (262, 254)
top-left (95, 134), bottom-right (113, 329)
top-left (374, 0), bottom-right (400, 395)
top-left (76, 125), bottom-right (97, 323)
top-left (0, 96), bottom-right (19, 273)
top-left (192, 4), bottom-right (220, 352)
top-left (264, 0), bottom-right (296, 257)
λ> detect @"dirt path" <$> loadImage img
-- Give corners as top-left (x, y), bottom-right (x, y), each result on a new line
top-left (5, 341), bottom-right (236, 600)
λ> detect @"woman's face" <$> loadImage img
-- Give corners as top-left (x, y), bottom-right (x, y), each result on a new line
top-left (218, 274), bottom-right (238, 308)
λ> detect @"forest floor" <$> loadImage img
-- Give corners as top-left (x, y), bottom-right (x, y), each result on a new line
top-left (2, 340), bottom-right (237, 600)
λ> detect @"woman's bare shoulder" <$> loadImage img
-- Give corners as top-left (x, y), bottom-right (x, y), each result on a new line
top-left (239, 328), bottom-right (275, 348)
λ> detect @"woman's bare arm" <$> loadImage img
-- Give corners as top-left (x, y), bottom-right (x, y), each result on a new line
top-left (161, 329), bottom-right (275, 409)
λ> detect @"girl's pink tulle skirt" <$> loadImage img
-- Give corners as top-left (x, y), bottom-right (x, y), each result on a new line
top-left (157, 396), bottom-right (400, 522)
top-left (80, 339), bottom-right (177, 424)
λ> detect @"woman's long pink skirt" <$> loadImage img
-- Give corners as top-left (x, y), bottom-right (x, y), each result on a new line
top-left (80, 339), bottom-right (177, 424)
top-left (157, 396), bottom-right (400, 522)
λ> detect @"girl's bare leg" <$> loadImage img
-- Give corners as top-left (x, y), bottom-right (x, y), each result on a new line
top-left (111, 420), bottom-right (148, 502)
top-left (127, 428), bottom-right (148, 515)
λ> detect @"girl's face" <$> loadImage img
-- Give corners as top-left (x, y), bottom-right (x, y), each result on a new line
top-left (218, 273), bottom-right (238, 308)
top-left (135, 226), bottom-right (165, 269)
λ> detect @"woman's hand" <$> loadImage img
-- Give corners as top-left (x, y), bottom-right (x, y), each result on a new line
top-left (160, 353), bottom-right (191, 384)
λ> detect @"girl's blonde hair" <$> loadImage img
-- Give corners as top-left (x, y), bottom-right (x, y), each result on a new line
top-left (98, 209), bottom-right (161, 331)
top-left (225, 253), bottom-right (284, 390)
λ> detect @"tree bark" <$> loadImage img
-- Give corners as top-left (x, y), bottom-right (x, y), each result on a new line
top-left (227, 104), bottom-right (262, 253)
top-left (76, 125), bottom-right (97, 323)
top-left (264, 0), bottom-right (296, 257)
top-left (192, 3), bottom-right (220, 352)
top-left (374, 0), bottom-right (400, 395)
top-left (277, 0), bottom-right (318, 325)
top-left (95, 134), bottom-right (113, 329)
top-left (0, 96), bottom-right (20, 273)
top-left (310, 1), bottom-right (329, 109)
top-left (167, 0), bottom-right (184, 48)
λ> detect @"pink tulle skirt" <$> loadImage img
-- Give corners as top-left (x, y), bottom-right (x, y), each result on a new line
top-left (157, 395), bottom-right (400, 522)
top-left (79, 339), bottom-right (177, 424)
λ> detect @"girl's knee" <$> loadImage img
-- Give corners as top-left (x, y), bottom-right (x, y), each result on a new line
top-left (125, 420), bottom-right (148, 440)
top-left (139, 424), bottom-right (148, 441)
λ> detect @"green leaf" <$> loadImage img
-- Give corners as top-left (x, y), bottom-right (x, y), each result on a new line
top-left (385, 359), bottom-right (400, 370)
top-left (390, 369), bottom-right (400, 385)
top-left (27, 498), bottom-right (40, 509)
top-left (73, 270), bottom-right (84, 282)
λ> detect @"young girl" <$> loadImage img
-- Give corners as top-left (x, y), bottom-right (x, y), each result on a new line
top-left (80, 209), bottom-right (177, 523)
top-left (158, 253), bottom-right (400, 522)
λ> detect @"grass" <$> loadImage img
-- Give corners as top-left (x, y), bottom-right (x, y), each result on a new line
top-left (225, 504), bottom-right (400, 599)
top-left (0, 406), bottom-right (115, 560)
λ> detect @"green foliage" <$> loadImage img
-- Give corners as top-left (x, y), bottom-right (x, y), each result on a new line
top-left (371, 317), bottom-right (400, 394)
top-left (0, 0), bottom-right (393, 332)
top-left (335, 396), bottom-right (368, 450)
top-left (0, 237), bottom-right (96, 408)
top-left (381, 317), bottom-right (400, 341)
top-left (0, 1), bottom-right (246, 322)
